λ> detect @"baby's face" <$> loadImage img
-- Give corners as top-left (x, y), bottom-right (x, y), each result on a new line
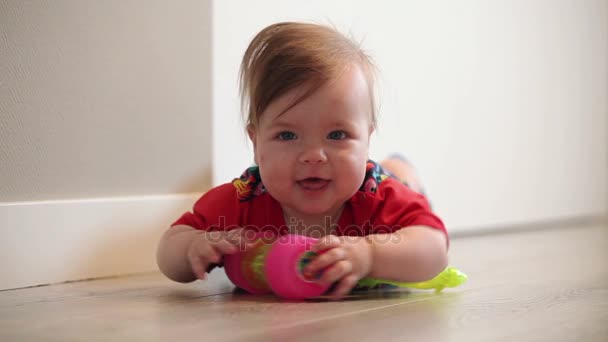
top-left (249, 65), bottom-right (373, 222)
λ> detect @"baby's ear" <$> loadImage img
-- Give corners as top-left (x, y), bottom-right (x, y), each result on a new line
top-left (247, 124), bottom-right (259, 164)
top-left (247, 124), bottom-right (257, 147)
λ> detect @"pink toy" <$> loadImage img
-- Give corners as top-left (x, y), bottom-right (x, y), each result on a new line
top-left (223, 233), bottom-right (328, 299)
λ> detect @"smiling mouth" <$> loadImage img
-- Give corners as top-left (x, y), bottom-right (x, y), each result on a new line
top-left (297, 178), bottom-right (330, 191)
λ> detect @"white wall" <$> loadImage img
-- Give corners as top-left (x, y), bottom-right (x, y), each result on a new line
top-left (0, 0), bottom-right (213, 201)
top-left (212, 0), bottom-right (608, 231)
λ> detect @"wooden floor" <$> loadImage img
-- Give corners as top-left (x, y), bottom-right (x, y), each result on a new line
top-left (1, 223), bottom-right (607, 341)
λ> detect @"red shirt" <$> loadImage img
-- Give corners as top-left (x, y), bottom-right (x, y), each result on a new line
top-left (173, 161), bottom-right (447, 240)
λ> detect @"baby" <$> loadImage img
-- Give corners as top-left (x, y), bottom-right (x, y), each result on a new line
top-left (157, 22), bottom-right (448, 300)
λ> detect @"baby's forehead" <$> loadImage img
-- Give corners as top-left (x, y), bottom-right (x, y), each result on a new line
top-left (261, 108), bottom-right (372, 132)
top-left (261, 70), bottom-right (373, 125)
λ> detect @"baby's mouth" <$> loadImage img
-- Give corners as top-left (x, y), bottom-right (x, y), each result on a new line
top-left (297, 177), bottom-right (330, 191)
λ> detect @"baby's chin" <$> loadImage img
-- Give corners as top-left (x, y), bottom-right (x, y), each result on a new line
top-left (291, 202), bottom-right (346, 218)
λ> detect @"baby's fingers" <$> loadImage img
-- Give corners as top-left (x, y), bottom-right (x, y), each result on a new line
top-left (187, 240), bottom-right (220, 279)
top-left (310, 234), bottom-right (342, 253)
top-left (304, 247), bottom-right (345, 278)
top-left (317, 259), bottom-right (353, 286)
top-left (208, 229), bottom-right (254, 252)
top-left (328, 274), bottom-right (359, 300)
top-left (210, 239), bottom-right (241, 255)
top-left (189, 255), bottom-right (209, 280)
top-left (189, 238), bottom-right (222, 262)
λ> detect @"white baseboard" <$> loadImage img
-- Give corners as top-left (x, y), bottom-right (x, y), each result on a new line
top-left (0, 194), bottom-right (201, 290)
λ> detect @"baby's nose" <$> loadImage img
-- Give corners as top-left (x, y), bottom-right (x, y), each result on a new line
top-left (299, 146), bottom-right (328, 164)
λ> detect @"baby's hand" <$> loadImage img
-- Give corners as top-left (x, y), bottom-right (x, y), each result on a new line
top-left (187, 228), bottom-right (253, 280)
top-left (304, 235), bottom-right (373, 300)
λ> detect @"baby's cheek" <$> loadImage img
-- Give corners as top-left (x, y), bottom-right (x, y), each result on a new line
top-left (257, 148), bottom-right (281, 165)
top-left (257, 154), bottom-right (264, 165)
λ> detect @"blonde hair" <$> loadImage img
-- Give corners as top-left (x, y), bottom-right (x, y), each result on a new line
top-left (239, 22), bottom-right (377, 129)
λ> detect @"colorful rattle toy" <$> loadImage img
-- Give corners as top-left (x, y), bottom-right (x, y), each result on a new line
top-left (224, 233), bottom-right (467, 299)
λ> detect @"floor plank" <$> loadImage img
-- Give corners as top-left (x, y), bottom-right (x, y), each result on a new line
top-left (1, 223), bottom-right (606, 341)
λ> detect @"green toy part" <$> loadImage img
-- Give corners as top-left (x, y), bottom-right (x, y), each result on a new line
top-left (356, 266), bottom-right (468, 292)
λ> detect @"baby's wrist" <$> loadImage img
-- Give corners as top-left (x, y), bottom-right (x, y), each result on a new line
top-left (358, 236), bottom-right (375, 278)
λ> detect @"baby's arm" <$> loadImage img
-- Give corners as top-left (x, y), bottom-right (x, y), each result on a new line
top-left (366, 226), bottom-right (448, 282)
top-left (156, 225), bottom-right (251, 283)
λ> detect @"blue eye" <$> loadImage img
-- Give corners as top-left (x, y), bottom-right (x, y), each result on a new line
top-left (327, 130), bottom-right (347, 140)
top-left (277, 131), bottom-right (297, 140)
